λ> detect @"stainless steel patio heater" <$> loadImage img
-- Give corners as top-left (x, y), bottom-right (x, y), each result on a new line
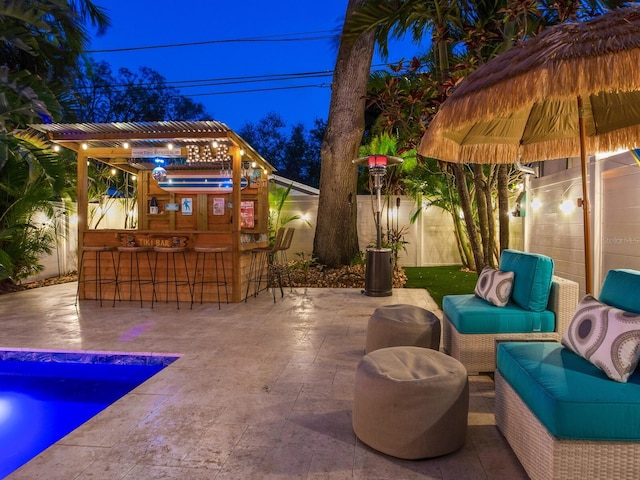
top-left (353, 155), bottom-right (403, 297)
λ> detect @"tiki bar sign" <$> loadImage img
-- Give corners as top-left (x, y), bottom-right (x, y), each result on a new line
top-left (130, 145), bottom-right (232, 164)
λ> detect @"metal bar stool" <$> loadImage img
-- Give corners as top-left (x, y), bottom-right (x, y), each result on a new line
top-left (275, 228), bottom-right (295, 292)
top-left (113, 245), bottom-right (155, 308)
top-left (152, 244), bottom-right (191, 309)
top-left (190, 246), bottom-right (231, 309)
top-left (245, 228), bottom-right (285, 302)
top-left (75, 245), bottom-right (119, 307)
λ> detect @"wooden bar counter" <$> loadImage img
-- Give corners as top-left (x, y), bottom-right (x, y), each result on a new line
top-left (80, 229), bottom-right (268, 304)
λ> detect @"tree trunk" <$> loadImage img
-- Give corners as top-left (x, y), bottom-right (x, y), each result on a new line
top-left (472, 164), bottom-right (491, 266)
top-left (453, 163), bottom-right (483, 271)
top-left (313, 0), bottom-right (375, 267)
top-left (497, 164), bottom-right (510, 253)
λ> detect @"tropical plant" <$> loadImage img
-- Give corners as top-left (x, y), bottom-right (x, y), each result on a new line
top-left (0, 133), bottom-right (69, 281)
top-left (268, 183), bottom-right (311, 245)
top-left (345, 0), bottom-right (619, 271)
top-left (0, 0), bottom-right (109, 283)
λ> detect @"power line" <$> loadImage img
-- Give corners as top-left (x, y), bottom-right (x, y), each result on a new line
top-left (90, 70), bottom-right (335, 91)
top-left (81, 61), bottom-right (403, 93)
top-left (87, 29), bottom-right (340, 53)
top-left (185, 84), bottom-right (331, 97)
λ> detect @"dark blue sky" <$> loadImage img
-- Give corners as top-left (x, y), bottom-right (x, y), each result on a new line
top-left (88, 0), bottom-right (425, 131)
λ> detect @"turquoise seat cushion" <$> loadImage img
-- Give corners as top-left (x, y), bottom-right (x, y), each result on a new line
top-left (599, 269), bottom-right (640, 314)
top-left (497, 342), bottom-right (640, 441)
top-left (444, 294), bottom-right (555, 334)
top-left (499, 249), bottom-right (554, 312)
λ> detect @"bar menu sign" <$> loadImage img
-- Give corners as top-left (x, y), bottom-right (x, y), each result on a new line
top-left (131, 147), bottom-right (182, 157)
top-left (240, 201), bottom-right (255, 229)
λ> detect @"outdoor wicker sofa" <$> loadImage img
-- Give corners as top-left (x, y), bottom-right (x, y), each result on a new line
top-left (442, 249), bottom-right (579, 374)
top-left (494, 268), bottom-right (640, 480)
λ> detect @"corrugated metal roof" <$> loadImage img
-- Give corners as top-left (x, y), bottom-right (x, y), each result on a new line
top-left (29, 121), bottom-right (275, 171)
top-left (32, 120), bottom-right (231, 138)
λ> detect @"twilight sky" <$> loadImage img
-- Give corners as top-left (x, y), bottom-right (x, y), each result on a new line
top-left (88, 0), bottom-right (425, 131)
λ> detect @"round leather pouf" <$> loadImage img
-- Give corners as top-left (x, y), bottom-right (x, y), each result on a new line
top-left (365, 304), bottom-right (441, 353)
top-left (352, 346), bottom-right (468, 459)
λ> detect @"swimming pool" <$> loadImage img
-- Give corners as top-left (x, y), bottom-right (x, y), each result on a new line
top-left (0, 349), bottom-right (179, 478)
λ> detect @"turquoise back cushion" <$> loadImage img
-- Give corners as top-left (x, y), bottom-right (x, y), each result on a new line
top-left (599, 269), bottom-right (640, 314)
top-left (499, 249), bottom-right (554, 312)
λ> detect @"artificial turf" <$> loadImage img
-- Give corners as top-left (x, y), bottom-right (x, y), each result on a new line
top-left (403, 265), bottom-right (478, 308)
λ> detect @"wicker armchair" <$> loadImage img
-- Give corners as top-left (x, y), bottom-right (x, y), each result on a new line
top-left (443, 275), bottom-right (579, 374)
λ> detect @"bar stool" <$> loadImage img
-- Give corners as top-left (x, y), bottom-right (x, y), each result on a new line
top-left (113, 245), bottom-right (155, 308)
top-left (275, 228), bottom-right (295, 291)
top-left (190, 246), bottom-right (231, 309)
top-left (75, 245), bottom-right (119, 307)
top-left (245, 228), bottom-right (285, 303)
top-left (152, 243), bottom-right (191, 309)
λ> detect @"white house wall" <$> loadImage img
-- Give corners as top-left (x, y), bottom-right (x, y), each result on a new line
top-left (527, 151), bottom-right (640, 297)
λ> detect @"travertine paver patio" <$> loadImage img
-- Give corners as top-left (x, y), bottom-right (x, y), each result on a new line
top-left (0, 283), bottom-right (528, 479)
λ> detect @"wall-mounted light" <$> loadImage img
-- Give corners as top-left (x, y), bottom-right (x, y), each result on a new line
top-left (512, 191), bottom-right (526, 217)
top-left (531, 198), bottom-right (542, 212)
top-left (559, 199), bottom-right (576, 214)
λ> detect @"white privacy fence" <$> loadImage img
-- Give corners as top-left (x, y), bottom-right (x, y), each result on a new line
top-left (28, 151), bottom-right (640, 292)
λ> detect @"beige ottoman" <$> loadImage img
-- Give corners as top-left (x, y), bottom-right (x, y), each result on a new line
top-left (352, 346), bottom-right (468, 459)
top-left (365, 304), bottom-right (441, 353)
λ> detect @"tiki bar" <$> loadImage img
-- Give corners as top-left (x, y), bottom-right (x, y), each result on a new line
top-left (31, 121), bottom-right (274, 306)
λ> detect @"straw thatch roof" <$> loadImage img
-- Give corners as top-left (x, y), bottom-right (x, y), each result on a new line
top-left (419, 6), bottom-right (640, 164)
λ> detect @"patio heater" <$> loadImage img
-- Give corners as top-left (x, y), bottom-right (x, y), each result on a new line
top-left (353, 155), bottom-right (403, 297)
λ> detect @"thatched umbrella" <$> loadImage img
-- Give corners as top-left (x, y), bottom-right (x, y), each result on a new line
top-left (419, 6), bottom-right (640, 294)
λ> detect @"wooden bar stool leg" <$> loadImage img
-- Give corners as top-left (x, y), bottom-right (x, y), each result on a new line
top-left (191, 247), bottom-right (229, 309)
top-left (179, 249), bottom-right (191, 310)
top-left (75, 250), bottom-right (86, 307)
top-left (245, 251), bottom-right (259, 302)
top-left (217, 251), bottom-right (230, 308)
top-left (76, 246), bottom-right (118, 308)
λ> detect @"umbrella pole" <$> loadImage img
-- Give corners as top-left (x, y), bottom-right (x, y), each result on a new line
top-left (578, 96), bottom-right (593, 295)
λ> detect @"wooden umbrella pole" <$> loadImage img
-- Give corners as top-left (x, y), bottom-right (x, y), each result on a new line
top-left (578, 95), bottom-right (593, 295)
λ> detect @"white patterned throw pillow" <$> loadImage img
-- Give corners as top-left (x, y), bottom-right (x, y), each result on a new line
top-left (474, 266), bottom-right (514, 307)
top-left (562, 295), bottom-right (640, 383)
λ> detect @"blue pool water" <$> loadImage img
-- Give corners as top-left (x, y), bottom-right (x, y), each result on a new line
top-left (0, 352), bottom-right (178, 478)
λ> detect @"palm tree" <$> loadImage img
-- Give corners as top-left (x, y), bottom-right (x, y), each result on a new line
top-left (345, 0), bottom-right (619, 270)
top-left (0, 0), bottom-right (109, 283)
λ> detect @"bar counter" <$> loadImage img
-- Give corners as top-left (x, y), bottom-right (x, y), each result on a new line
top-left (78, 229), bottom-right (268, 305)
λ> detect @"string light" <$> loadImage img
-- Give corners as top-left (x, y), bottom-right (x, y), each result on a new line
top-left (560, 199), bottom-right (576, 214)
